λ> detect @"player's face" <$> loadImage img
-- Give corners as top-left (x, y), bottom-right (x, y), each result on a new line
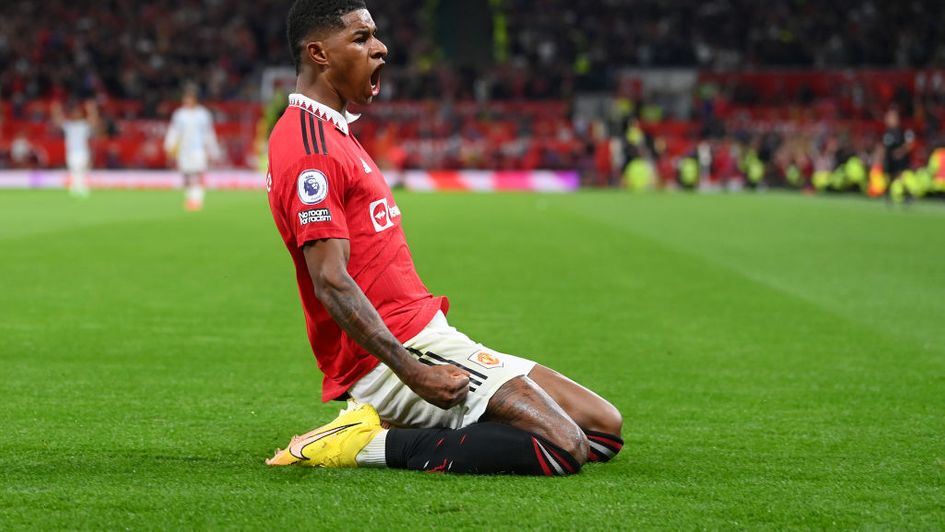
top-left (324, 9), bottom-right (388, 105)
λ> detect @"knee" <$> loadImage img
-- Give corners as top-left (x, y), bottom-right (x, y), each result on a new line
top-left (594, 402), bottom-right (623, 437)
top-left (527, 413), bottom-right (589, 466)
top-left (580, 396), bottom-right (623, 437)
top-left (583, 404), bottom-right (624, 464)
top-left (548, 420), bottom-right (589, 467)
top-left (484, 375), bottom-right (590, 467)
top-left (566, 432), bottom-right (590, 466)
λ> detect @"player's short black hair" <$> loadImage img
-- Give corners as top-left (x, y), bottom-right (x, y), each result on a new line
top-left (287, 0), bottom-right (367, 73)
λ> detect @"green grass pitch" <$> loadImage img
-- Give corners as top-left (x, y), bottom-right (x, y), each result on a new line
top-left (1, 189), bottom-right (943, 528)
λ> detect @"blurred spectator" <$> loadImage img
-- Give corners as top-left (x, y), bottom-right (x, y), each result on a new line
top-left (4, 0), bottom-right (945, 184)
top-left (882, 108), bottom-right (915, 178)
top-left (5, 1), bottom-right (945, 106)
top-left (164, 84), bottom-right (220, 210)
top-left (52, 99), bottom-right (99, 196)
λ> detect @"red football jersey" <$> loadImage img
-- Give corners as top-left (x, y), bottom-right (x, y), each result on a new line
top-left (267, 93), bottom-right (448, 401)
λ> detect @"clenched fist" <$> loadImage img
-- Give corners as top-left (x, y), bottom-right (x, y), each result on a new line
top-left (404, 362), bottom-right (469, 410)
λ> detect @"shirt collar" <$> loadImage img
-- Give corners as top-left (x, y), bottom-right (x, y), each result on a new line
top-left (288, 93), bottom-right (360, 136)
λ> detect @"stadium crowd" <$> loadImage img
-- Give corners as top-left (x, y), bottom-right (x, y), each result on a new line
top-left (4, 0), bottom-right (945, 105)
top-left (2, 0), bottom-right (945, 196)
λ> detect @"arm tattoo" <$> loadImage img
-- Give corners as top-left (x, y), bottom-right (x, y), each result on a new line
top-left (317, 272), bottom-right (417, 377)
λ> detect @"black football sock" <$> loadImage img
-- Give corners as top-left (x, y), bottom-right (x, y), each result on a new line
top-left (385, 422), bottom-right (580, 476)
top-left (584, 430), bottom-right (623, 462)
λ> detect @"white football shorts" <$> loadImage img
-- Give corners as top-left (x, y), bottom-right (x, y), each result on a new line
top-left (178, 150), bottom-right (208, 174)
top-left (348, 311), bottom-right (537, 430)
top-left (66, 151), bottom-right (90, 172)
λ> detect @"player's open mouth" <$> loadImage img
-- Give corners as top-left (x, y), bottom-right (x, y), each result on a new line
top-left (370, 64), bottom-right (383, 96)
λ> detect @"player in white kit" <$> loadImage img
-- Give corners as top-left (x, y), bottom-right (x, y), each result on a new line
top-left (52, 100), bottom-right (98, 197)
top-left (164, 85), bottom-right (221, 211)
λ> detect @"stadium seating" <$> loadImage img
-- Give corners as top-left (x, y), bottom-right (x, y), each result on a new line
top-left (3, 1), bottom-right (945, 189)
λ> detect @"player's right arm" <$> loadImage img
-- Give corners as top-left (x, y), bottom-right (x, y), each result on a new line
top-left (303, 238), bottom-right (469, 410)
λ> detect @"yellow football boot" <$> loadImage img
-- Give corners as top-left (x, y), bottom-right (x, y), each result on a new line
top-left (266, 401), bottom-right (382, 468)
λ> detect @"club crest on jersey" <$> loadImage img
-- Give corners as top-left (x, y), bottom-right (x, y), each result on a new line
top-left (468, 351), bottom-right (504, 369)
top-left (369, 198), bottom-right (401, 232)
top-left (297, 169), bottom-right (328, 205)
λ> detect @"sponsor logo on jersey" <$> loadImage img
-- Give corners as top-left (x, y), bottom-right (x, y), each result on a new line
top-left (468, 351), bottom-right (504, 369)
top-left (297, 169), bottom-right (328, 204)
top-left (360, 157), bottom-right (373, 174)
top-left (369, 198), bottom-right (401, 232)
top-left (299, 208), bottom-right (332, 225)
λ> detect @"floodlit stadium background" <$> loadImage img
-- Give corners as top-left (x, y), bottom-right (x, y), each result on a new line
top-left (4, 0), bottom-right (945, 196)
top-left (2, 1), bottom-right (945, 529)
